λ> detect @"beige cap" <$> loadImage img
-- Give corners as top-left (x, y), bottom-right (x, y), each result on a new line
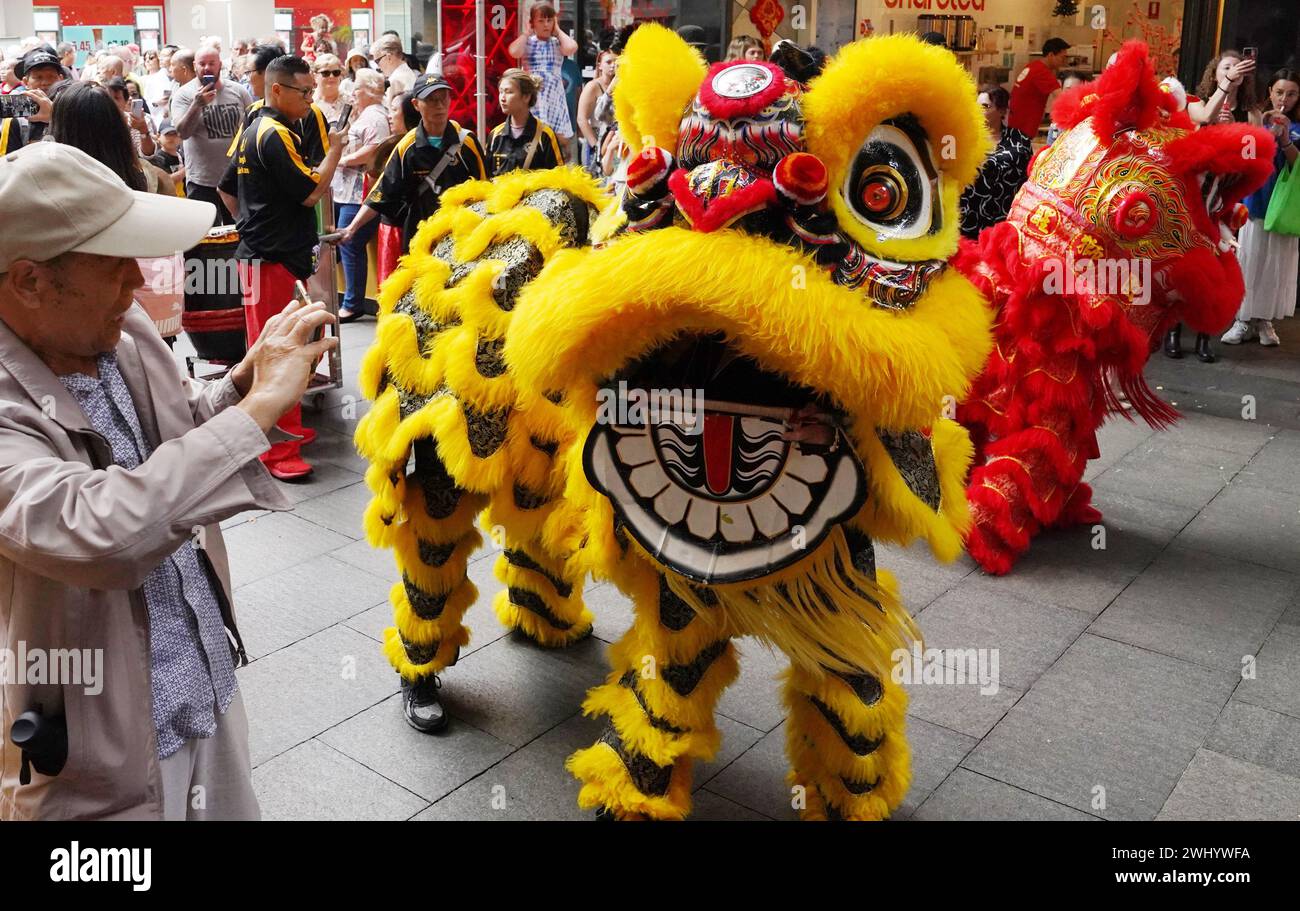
top-left (0, 142), bottom-right (216, 273)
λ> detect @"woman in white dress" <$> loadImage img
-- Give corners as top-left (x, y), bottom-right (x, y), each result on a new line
top-left (1223, 69), bottom-right (1300, 347)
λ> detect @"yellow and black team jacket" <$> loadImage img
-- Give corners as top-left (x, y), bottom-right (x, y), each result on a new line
top-left (0, 117), bottom-right (45, 155)
top-left (486, 114), bottom-right (563, 177)
top-left (218, 98), bottom-right (330, 197)
top-left (365, 119), bottom-right (488, 254)
top-left (230, 109), bottom-right (322, 279)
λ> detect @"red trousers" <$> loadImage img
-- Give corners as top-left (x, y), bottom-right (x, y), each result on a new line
top-left (238, 260), bottom-right (305, 466)
top-left (377, 223), bottom-right (402, 285)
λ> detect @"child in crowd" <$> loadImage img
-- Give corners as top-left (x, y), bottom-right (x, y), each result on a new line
top-left (508, 2), bottom-right (577, 159)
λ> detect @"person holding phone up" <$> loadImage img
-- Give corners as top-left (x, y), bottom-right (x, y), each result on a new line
top-left (171, 45), bottom-right (252, 225)
top-left (1222, 69), bottom-right (1300, 348)
top-left (226, 55), bottom-right (349, 480)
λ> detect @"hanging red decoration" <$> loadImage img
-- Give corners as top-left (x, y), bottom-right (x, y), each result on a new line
top-left (749, 0), bottom-right (785, 50)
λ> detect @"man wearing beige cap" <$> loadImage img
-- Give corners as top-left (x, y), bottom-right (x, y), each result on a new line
top-left (0, 143), bottom-right (336, 820)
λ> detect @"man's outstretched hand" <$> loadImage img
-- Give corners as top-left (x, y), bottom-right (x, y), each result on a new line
top-left (233, 298), bottom-right (338, 433)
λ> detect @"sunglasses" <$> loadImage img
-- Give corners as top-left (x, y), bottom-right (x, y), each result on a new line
top-left (276, 82), bottom-right (314, 99)
top-left (317, 69), bottom-right (341, 77)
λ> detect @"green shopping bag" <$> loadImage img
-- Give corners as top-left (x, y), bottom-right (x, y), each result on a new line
top-left (1264, 160), bottom-right (1300, 236)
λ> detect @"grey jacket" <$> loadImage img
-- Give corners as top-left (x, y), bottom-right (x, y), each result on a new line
top-left (0, 304), bottom-right (290, 820)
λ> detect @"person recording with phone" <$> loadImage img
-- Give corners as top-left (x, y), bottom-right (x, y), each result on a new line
top-left (0, 45), bottom-right (65, 153)
top-left (171, 45), bottom-right (252, 225)
top-left (224, 55), bottom-right (349, 481)
top-left (0, 142), bottom-right (338, 820)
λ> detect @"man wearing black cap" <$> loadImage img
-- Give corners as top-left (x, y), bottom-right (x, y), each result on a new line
top-left (1008, 37), bottom-right (1070, 138)
top-left (0, 45), bottom-right (66, 152)
top-left (335, 72), bottom-right (488, 257)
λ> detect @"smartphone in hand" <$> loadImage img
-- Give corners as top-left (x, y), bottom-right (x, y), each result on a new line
top-left (294, 281), bottom-right (326, 343)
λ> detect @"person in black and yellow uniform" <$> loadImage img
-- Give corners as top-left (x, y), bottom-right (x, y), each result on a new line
top-left (335, 73), bottom-right (488, 257)
top-left (487, 68), bottom-right (563, 176)
top-left (217, 46), bottom-right (332, 203)
top-left (227, 55), bottom-right (348, 481)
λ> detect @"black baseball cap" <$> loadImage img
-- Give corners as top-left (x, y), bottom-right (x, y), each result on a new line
top-left (17, 44), bottom-right (67, 79)
top-left (412, 73), bottom-right (451, 99)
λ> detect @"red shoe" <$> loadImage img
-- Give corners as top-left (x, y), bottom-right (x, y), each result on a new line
top-left (265, 456), bottom-right (314, 481)
top-left (299, 427), bottom-right (317, 446)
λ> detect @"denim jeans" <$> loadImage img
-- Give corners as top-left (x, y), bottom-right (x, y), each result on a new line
top-left (336, 202), bottom-right (379, 313)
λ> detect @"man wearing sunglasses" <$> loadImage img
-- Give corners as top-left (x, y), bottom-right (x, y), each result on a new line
top-left (223, 55), bottom-right (348, 480)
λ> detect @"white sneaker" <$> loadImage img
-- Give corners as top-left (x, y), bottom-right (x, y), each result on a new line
top-left (1220, 319), bottom-right (1255, 344)
top-left (1258, 320), bottom-right (1280, 346)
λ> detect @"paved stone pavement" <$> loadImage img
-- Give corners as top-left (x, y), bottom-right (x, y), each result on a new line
top-left (184, 314), bottom-right (1300, 821)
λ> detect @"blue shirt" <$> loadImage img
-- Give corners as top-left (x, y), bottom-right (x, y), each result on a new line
top-left (59, 353), bottom-right (238, 760)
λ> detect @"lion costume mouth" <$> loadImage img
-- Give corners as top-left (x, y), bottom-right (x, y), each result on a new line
top-left (583, 333), bottom-right (868, 584)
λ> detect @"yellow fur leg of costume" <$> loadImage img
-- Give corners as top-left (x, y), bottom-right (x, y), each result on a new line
top-left (780, 616), bottom-right (912, 820)
top-left (567, 571), bottom-right (739, 819)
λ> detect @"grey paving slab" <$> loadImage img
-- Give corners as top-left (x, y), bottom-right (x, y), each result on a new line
top-left (877, 540), bottom-right (978, 614)
top-left (913, 768), bottom-right (1099, 821)
top-left (1096, 455), bottom-right (1233, 510)
top-left (303, 426), bottom-right (371, 475)
top-left (268, 461), bottom-right (363, 507)
top-left (915, 578), bottom-right (1092, 690)
top-left (1207, 700), bottom-right (1300, 780)
top-left (222, 511), bottom-right (354, 589)
top-left (288, 479), bottom-right (375, 540)
top-left (318, 693), bottom-right (514, 802)
top-left (703, 724), bottom-right (799, 820)
top-left (686, 708), bottom-right (763, 774)
top-left (234, 553), bottom-right (394, 660)
top-left (904, 673), bottom-right (1022, 740)
top-left (240, 623), bottom-right (399, 766)
top-left (1087, 483), bottom-right (1202, 540)
top-left (252, 739), bottom-right (428, 821)
top-left (344, 601), bottom-right (393, 643)
top-left (1156, 749), bottom-right (1300, 821)
top-left (689, 789), bottom-right (773, 821)
top-left (970, 524), bottom-right (1161, 619)
top-left (412, 711), bottom-right (599, 821)
top-left (220, 509), bottom-right (269, 531)
top-left (896, 716), bottom-right (980, 818)
top-left (435, 635), bottom-right (607, 747)
top-left (963, 634), bottom-right (1237, 820)
top-left (586, 581), bottom-right (637, 645)
top-left (330, 535), bottom-right (400, 579)
top-left (1236, 623), bottom-right (1300, 720)
top-left (1234, 430), bottom-right (1300, 495)
top-left (1089, 543), bottom-right (1294, 670)
top-left (716, 636), bottom-right (788, 733)
top-left (1095, 413), bottom-right (1160, 449)
top-left (1176, 481), bottom-right (1300, 573)
top-left (1156, 411), bottom-right (1276, 456)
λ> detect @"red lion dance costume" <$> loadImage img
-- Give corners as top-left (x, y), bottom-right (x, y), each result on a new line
top-left (956, 42), bottom-right (1275, 575)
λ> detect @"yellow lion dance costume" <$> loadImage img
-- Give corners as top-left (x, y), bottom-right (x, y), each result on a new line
top-left (356, 27), bottom-right (993, 820)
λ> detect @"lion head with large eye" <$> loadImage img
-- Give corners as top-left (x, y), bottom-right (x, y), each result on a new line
top-left (497, 28), bottom-right (995, 820)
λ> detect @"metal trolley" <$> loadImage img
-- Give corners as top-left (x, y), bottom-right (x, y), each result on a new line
top-left (184, 198), bottom-right (344, 411)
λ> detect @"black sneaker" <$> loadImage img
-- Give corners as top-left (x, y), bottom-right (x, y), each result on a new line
top-left (401, 674), bottom-right (448, 733)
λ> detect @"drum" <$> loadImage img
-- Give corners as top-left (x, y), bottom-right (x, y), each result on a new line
top-left (182, 226), bottom-right (247, 363)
